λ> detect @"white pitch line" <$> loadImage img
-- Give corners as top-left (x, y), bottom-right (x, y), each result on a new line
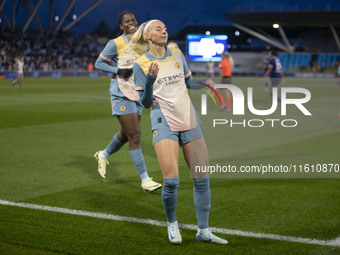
top-left (0, 199), bottom-right (339, 248)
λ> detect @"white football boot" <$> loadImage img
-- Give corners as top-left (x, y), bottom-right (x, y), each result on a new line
top-left (167, 221), bottom-right (182, 244)
top-left (196, 228), bottom-right (228, 244)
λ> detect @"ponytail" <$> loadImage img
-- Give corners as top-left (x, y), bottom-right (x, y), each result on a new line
top-left (129, 22), bottom-right (148, 58)
top-left (128, 19), bottom-right (160, 58)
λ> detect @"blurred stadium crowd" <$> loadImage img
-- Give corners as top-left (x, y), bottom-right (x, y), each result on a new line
top-left (0, 27), bottom-right (102, 72)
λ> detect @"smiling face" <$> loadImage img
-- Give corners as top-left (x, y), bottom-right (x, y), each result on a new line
top-left (144, 20), bottom-right (168, 46)
top-left (120, 13), bottom-right (138, 35)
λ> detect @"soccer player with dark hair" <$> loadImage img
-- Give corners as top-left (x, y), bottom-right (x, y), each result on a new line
top-left (94, 11), bottom-right (162, 192)
top-left (264, 50), bottom-right (284, 100)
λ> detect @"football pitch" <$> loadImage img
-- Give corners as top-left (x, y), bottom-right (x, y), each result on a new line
top-left (0, 77), bottom-right (339, 254)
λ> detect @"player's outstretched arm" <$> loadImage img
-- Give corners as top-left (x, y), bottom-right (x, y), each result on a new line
top-left (187, 78), bottom-right (214, 90)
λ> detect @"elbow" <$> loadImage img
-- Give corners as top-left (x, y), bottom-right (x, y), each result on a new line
top-left (94, 59), bottom-right (100, 69)
top-left (185, 76), bottom-right (192, 89)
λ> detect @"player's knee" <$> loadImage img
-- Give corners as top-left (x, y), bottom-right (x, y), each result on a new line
top-left (193, 176), bottom-right (210, 192)
top-left (163, 177), bottom-right (179, 193)
top-left (118, 132), bottom-right (128, 143)
top-left (128, 131), bottom-right (141, 145)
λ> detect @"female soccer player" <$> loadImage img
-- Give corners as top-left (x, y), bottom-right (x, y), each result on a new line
top-left (12, 55), bottom-right (24, 89)
top-left (94, 11), bottom-right (162, 192)
top-left (130, 20), bottom-right (228, 245)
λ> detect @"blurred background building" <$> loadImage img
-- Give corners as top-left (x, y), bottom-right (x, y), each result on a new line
top-left (1, 0), bottom-right (340, 77)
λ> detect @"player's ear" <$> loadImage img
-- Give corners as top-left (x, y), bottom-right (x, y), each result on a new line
top-left (144, 32), bottom-right (150, 41)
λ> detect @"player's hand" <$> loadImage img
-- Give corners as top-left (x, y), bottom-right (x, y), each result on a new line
top-left (263, 76), bottom-right (269, 84)
top-left (117, 68), bottom-right (133, 79)
top-left (147, 62), bottom-right (159, 76)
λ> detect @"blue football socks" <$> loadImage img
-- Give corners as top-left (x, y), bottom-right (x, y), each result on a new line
top-left (102, 133), bottom-right (125, 158)
top-left (162, 177), bottom-right (179, 223)
top-left (129, 148), bottom-right (149, 181)
top-left (193, 176), bottom-right (211, 229)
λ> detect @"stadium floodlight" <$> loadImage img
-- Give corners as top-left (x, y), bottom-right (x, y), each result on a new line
top-left (205, 31), bottom-right (211, 35)
top-left (55, 16), bottom-right (59, 22)
top-left (72, 14), bottom-right (77, 20)
top-left (273, 24), bottom-right (280, 29)
top-left (235, 31), bottom-right (240, 36)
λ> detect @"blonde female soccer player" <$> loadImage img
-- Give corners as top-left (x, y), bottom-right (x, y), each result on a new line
top-left (130, 19), bottom-right (228, 245)
top-left (94, 11), bottom-right (162, 192)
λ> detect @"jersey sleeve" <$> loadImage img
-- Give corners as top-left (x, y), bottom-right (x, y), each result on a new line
top-left (181, 51), bottom-right (192, 79)
top-left (95, 39), bottom-right (118, 74)
top-left (267, 58), bottom-right (274, 68)
top-left (133, 62), bottom-right (146, 91)
top-left (180, 51), bottom-right (193, 88)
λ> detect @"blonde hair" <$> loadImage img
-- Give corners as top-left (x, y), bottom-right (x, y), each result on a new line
top-left (222, 52), bottom-right (234, 66)
top-left (129, 20), bottom-right (159, 58)
top-left (229, 55), bottom-right (234, 67)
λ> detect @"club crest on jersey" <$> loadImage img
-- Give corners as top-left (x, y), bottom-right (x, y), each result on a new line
top-left (120, 105), bottom-right (126, 111)
top-left (153, 130), bottom-right (158, 137)
top-left (175, 62), bottom-right (182, 69)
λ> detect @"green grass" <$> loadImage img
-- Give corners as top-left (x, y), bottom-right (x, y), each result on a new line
top-left (0, 77), bottom-right (339, 254)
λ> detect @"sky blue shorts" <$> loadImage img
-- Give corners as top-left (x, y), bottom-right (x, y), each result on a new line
top-left (111, 95), bottom-right (143, 116)
top-left (150, 107), bottom-right (203, 146)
